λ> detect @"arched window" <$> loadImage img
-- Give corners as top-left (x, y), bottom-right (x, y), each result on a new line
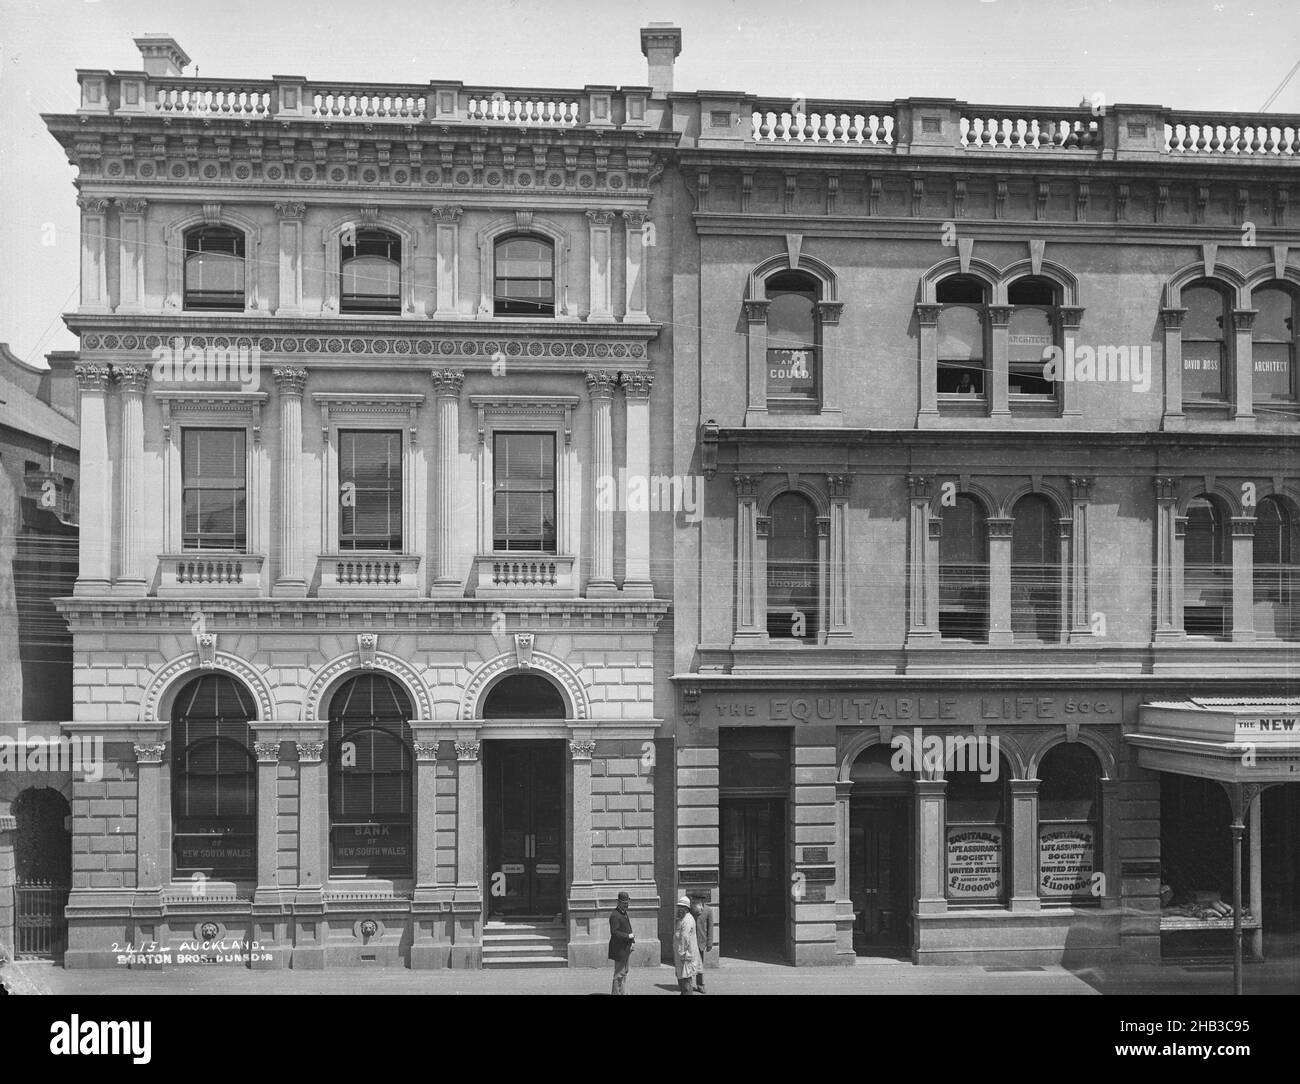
top-left (945, 754), bottom-right (1009, 905)
top-left (483, 673), bottom-right (567, 718)
top-left (184, 226), bottom-right (246, 311)
top-left (766, 271), bottom-right (820, 407)
top-left (494, 236), bottom-right (555, 317)
top-left (1038, 744), bottom-right (1101, 903)
top-left (767, 492), bottom-right (818, 642)
top-left (936, 275), bottom-right (987, 396)
top-left (1007, 277), bottom-right (1059, 397)
top-left (1184, 494), bottom-right (1231, 638)
top-left (1011, 494), bottom-right (1060, 641)
top-left (329, 674), bottom-right (414, 877)
top-left (171, 673), bottom-right (256, 880)
top-left (1253, 496), bottom-right (1296, 640)
top-left (341, 228), bottom-right (401, 315)
top-left (1252, 286), bottom-right (1297, 404)
top-left (1182, 283), bottom-right (1229, 403)
top-left (939, 495), bottom-right (988, 641)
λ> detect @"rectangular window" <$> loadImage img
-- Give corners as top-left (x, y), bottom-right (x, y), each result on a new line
top-left (339, 430), bottom-right (403, 552)
top-left (493, 432), bottom-right (556, 552)
top-left (182, 429), bottom-right (247, 551)
top-left (1253, 343), bottom-right (1296, 402)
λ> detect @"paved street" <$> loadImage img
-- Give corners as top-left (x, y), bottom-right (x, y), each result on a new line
top-left (5, 954), bottom-right (1298, 996)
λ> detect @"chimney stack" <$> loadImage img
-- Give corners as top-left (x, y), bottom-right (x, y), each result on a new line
top-left (133, 35), bottom-right (191, 77)
top-left (640, 23), bottom-right (682, 98)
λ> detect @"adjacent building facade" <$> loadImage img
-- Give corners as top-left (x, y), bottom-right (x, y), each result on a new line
top-left (36, 25), bottom-right (1300, 971)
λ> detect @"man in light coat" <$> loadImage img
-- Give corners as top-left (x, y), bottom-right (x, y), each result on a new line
top-left (673, 894), bottom-right (700, 995)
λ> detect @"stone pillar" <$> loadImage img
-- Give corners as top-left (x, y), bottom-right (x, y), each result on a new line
top-left (450, 738), bottom-right (483, 968)
top-left (132, 741), bottom-right (166, 913)
top-left (113, 366), bottom-right (150, 595)
top-left (1009, 778), bottom-right (1042, 912)
top-left (1160, 308), bottom-right (1186, 428)
top-left (115, 198), bottom-right (147, 312)
top-left (586, 371), bottom-right (618, 596)
top-left (410, 732), bottom-right (451, 969)
top-left (826, 475), bottom-right (852, 639)
top-left (78, 196), bottom-right (111, 313)
top-left (569, 739), bottom-right (595, 886)
top-left (1099, 778), bottom-right (1121, 910)
top-left (1249, 793), bottom-right (1263, 959)
top-left (1231, 310), bottom-right (1257, 422)
top-left (273, 367), bottom-right (308, 596)
top-left (834, 780), bottom-right (856, 962)
top-left (1231, 516), bottom-right (1256, 641)
top-left (253, 741), bottom-right (281, 894)
top-left (431, 206), bottom-right (462, 318)
top-left (1154, 477), bottom-right (1182, 639)
top-left (414, 739), bottom-right (440, 887)
top-left (430, 369), bottom-right (465, 596)
top-left (743, 298), bottom-right (770, 425)
top-left (987, 516), bottom-right (1014, 645)
top-left (0, 813), bottom-right (15, 960)
top-left (914, 778), bottom-right (947, 918)
top-left (1068, 476), bottom-right (1095, 642)
top-left (733, 475), bottom-right (763, 642)
top-left (1059, 306), bottom-right (1085, 417)
top-left (1056, 518), bottom-right (1073, 643)
top-left (907, 474), bottom-right (938, 641)
top-left (74, 366), bottom-right (114, 594)
top-left (622, 211), bottom-right (651, 323)
top-left (915, 303), bottom-right (941, 423)
top-left (988, 305), bottom-right (1012, 419)
top-left (621, 371), bottom-right (654, 597)
top-left (274, 202), bottom-right (305, 316)
top-left (586, 210), bottom-right (615, 322)
top-left (292, 739), bottom-right (326, 969)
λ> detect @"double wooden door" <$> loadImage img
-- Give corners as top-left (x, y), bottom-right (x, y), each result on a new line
top-left (485, 742), bottom-right (565, 916)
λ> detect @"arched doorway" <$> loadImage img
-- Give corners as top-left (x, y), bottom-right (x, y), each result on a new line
top-left (849, 746), bottom-right (914, 957)
top-left (482, 674), bottom-right (567, 920)
top-left (13, 786), bottom-right (71, 958)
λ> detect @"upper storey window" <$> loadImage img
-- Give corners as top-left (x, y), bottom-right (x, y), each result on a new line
top-left (1252, 286), bottom-right (1297, 405)
top-left (936, 275), bottom-right (987, 397)
top-left (341, 228), bottom-right (401, 315)
top-left (766, 271), bottom-right (820, 407)
top-left (494, 236), bottom-right (555, 317)
top-left (184, 226), bottom-right (246, 312)
top-left (1007, 277), bottom-right (1058, 398)
top-left (1182, 283), bottom-right (1229, 403)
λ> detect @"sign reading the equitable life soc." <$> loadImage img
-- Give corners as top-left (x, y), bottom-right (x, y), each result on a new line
top-left (1038, 825), bottom-right (1096, 896)
top-left (946, 827), bottom-right (1002, 898)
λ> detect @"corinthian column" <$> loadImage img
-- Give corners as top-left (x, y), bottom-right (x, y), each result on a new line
top-left (74, 365), bottom-right (114, 594)
top-left (114, 366), bottom-right (150, 594)
top-left (586, 371), bottom-right (618, 597)
top-left (431, 369), bottom-right (465, 596)
top-left (621, 371), bottom-right (653, 597)
top-left (273, 367), bottom-right (308, 596)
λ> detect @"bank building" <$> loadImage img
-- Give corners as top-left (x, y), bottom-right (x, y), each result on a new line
top-left (14, 23), bottom-right (1300, 971)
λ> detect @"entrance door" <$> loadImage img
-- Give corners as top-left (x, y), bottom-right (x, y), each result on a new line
top-left (850, 798), bottom-right (911, 951)
top-left (485, 741), bottom-right (564, 917)
top-left (720, 797), bottom-right (785, 955)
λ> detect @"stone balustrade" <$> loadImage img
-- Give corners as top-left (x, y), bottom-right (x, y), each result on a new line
top-left (959, 111), bottom-right (1100, 150)
top-left (470, 554), bottom-right (577, 598)
top-left (316, 553), bottom-right (422, 598)
top-left (1164, 112), bottom-right (1300, 156)
top-left (156, 553), bottom-right (265, 597)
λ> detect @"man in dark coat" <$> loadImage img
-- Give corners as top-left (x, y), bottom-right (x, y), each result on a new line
top-left (690, 895), bottom-right (713, 993)
top-left (608, 891), bottom-right (635, 994)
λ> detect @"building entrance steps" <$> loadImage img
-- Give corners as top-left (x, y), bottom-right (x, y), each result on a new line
top-left (482, 917), bottom-right (569, 968)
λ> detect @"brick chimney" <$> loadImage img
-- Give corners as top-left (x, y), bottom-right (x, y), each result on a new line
top-left (133, 35), bottom-right (191, 77)
top-left (640, 23), bottom-right (682, 98)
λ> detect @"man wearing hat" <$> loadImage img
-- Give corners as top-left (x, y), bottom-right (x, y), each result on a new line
top-left (673, 894), bottom-right (700, 994)
top-left (608, 891), bottom-right (635, 995)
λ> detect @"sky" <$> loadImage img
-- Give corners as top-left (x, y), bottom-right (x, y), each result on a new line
top-left (2, 0), bottom-right (1298, 364)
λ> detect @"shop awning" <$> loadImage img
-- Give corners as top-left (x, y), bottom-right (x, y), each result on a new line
top-left (1128, 698), bottom-right (1300, 784)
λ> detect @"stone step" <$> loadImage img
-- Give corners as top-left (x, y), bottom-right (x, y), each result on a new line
top-left (482, 954), bottom-right (569, 969)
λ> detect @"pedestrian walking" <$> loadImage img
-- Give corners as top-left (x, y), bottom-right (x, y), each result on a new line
top-left (673, 894), bottom-right (700, 994)
top-left (608, 891), bottom-right (635, 995)
top-left (690, 895), bottom-right (713, 993)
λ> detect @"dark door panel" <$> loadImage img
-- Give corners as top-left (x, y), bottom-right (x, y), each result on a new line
top-left (486, 742), bottom-right (564, 916)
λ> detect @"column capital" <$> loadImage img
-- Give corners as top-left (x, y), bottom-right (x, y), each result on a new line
top-left (1154, 476), bottom-right (1179, 502)
top-left (1231, 516), bottom-right (1257, 537)
top-left (455, 740), bottom-right (481, 762)
top-left (133, 742), bottom-right (166, 764)
top-left (274, 200), bottom-right (307, 219)
top-left (987, 517), bottom-right (1014, 538)
top-left (431, 368), bottom-right (465, 396)
top-left (1231, 308), bottom-right (1258, 331)
top-left (116, 197), bottom-right (148, 214)
top-left (623, 209), bottom-right (649, 228)
top-left (1058, 305), bottom-right (1085, 330)
top-left (988, 305), bottom-right (1013, 327)
top-left (431, 204), bottom-right (463, 223)
top-left (733, 473), bottom-right (760, 497)
top-left (75, 363), bottom-right (114, 391)
top-left (569, 739), bottom-right (597, 760)
top-left (113, 365), bottom-right (151, 395)
top-left (816, 299), bottom-right (844, 326)
top-left (296, 741), bottom-right (324, 763)
top-left (414, 741), bottom-right (440, 762)
top-left (621, 370), bottom-right (654, 398)
top-left (77, 195), bottom-right (110, 214)
top-left (273, 366), bottom-right (309, 396)
top-left (1160, 307), bottom-right (1187, 330)
top-left (906, 473), bottom-right (932, 499)
top-left (254, 741), bottom-right (281, 763)
top-left (915, 303), bottom-right (942, 326)
top-left (1069, 475), bottom-right (1095, 501)
top-left (585, 209), bottom-right (616, 226)
top-left (585, 370), bottom-right (618, 399)
top-left (826, 473), bottom-right (852, 497)
top-left (742, 298), bottom-right (770, 323)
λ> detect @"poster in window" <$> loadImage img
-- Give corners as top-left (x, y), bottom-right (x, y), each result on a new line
top-left (1038, 824), bottom-right (1096, 897)
top-left (946, 826), bottom-right (1002, 898)
top-left (768, 348), bottom-right (816, 397)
